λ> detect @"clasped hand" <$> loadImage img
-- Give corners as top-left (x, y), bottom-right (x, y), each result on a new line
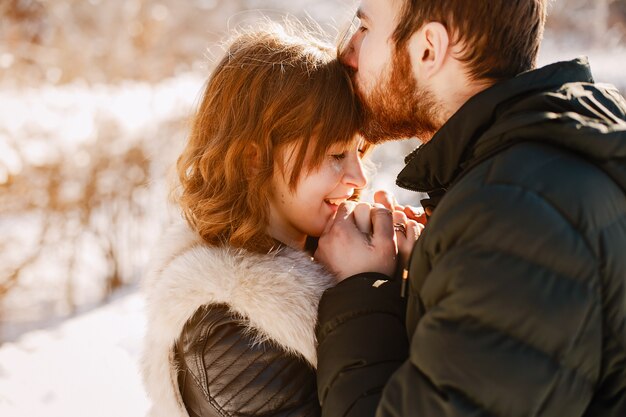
top-left (314, 191), bottom-right (426, 282)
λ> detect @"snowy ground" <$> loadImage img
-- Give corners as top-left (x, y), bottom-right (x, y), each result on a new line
top-left (0, 288), bottom-right (148, 417)
top-left (1, 21), bottom-right (625, 417)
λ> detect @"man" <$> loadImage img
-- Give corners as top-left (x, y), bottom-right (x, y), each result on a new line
top-left (313, 1), bottom-right (626, 416)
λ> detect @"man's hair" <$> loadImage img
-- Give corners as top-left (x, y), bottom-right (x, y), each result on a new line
top-left (176, 22), bottom-right (364, 253)
top-left (393, 0), bottom-right (548, 81)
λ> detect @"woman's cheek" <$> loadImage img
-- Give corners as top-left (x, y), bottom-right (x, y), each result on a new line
top-left (329, 158), bottom-right (343, 175)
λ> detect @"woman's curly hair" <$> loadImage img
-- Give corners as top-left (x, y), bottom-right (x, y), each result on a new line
top-left (176, 22), bottom-right (364, 253)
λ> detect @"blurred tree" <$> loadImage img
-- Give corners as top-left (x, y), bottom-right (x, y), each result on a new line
top-left (0, 0), bottom-right (355, 87)
top-left (0, 116), bottom-right (165, 341)
top-left (1, 0), bottom-right (48, 44)
top-left (547, 0), bottom-right (626, 45)
top-left (0, 0), bottom-right (250, 85)
top-left (609, 0), bottom-right (626, 38)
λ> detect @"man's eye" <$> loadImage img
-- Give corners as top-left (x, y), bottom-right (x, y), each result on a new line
top-left (358, 26), bottom-right (368, 33)
top-left (332, 153), bottom-right (346, 160)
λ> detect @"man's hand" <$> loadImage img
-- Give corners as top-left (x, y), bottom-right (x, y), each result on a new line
top-left (315, 202), bottom-right (397, 281)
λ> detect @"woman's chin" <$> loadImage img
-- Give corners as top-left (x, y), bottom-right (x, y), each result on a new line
top-left (305, 222), bottom-right (327, 239)
top-left (307, 228), bottom-right (324, 238)
top-left (299, 210), bottom-right (337, 239)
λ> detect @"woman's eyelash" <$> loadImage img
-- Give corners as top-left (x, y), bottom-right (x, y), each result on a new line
top-left (332, 148), bottom-right (365, 160)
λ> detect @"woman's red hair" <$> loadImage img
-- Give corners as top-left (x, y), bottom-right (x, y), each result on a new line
top-left (176, 23), bottom-right (362, 253)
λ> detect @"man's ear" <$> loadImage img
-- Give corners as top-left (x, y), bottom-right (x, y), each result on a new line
top-left (407, 22), bottom-right (450, 81)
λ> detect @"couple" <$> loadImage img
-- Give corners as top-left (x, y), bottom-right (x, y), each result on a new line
top-left (142, 1), bottom-right (626, 416)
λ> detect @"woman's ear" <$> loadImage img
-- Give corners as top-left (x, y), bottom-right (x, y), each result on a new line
top-left (407, 21), bottom-right (450, 81)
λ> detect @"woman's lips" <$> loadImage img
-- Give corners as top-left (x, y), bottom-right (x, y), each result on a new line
top-left (324, 197), bottom-right (350, 213)
top-left (325, 200), bottom-right (341, 213)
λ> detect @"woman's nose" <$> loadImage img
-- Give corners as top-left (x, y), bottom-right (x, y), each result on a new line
top-left (343, 156), bottom-right (368, 189)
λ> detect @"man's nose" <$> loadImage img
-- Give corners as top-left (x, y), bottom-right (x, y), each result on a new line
top-left (340, 32), bottom-right (360, 70)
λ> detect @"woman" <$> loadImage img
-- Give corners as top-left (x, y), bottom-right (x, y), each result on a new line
top-left (141, 24), bottom-right (416, 417)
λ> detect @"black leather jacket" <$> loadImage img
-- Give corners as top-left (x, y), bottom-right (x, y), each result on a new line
top-left (175, 304), bottom-right (320, 417)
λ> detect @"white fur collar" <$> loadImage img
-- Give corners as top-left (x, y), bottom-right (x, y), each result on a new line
top-left (141, 222), bottom-right (335, 417)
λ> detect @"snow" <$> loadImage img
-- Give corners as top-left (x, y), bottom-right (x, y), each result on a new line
top-left (0, 289), bottom-right (148, 417)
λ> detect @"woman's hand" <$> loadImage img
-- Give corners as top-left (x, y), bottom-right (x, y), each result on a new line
top-left (374, 191), bottom-right (424, 270)
top-left (316, 202), bottom-right (398, 281)
top-left (374, 190), bottom-right (428, 226)
top-left (391, 210), bottom-right (422, 270)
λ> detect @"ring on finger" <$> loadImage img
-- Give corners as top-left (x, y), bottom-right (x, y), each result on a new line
top-left (393, 222), bottom-right (407, 237)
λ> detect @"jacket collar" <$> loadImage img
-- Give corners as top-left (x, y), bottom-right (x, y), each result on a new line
top-left (396, 57), bottom-right (595, 193)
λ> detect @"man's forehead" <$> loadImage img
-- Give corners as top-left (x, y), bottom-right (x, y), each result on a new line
top-left (358, 0), bottom-right (402, 22)
top-left (361, 0), bottom-right (403, 9)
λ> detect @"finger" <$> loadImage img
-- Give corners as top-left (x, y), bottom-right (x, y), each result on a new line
top-left (398, 221), bottom-right (419, 267)
top-left (354, 202), bottom-right (372, 234)
top-left (321, 201), bottom-right (346, 235)
top-left (373, 190), bottom-right (394, 211)
top-left (335, 201), bottom-right (357, 222)
top-left (405, 220), bottom-right (420, 242)
top-left (397, 234), bottom-right (414, 258)
top-left (330, 201), bottom-right (363, 239)
top-left (392, 210), bottom-right (408, 226)
top-left (371, 206), bottom-right (394, 242)
top-left (321, 211), bottom-right (335, 235)
top-left (322, 201), bottom-right (353, 235)
top-left (392, 211), bottom-right (408, 242)
top-left (403, 205), bottom-right (422, 217)
top-left (389, 194), bottom-right (401, 213)
top-left (404, 205), bottom-right (427, 225)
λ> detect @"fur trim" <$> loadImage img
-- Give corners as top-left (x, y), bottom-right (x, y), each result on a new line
top-left (141, 222), bottom-right (335, 417)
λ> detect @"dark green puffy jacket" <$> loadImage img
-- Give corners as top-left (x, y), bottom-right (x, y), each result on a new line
top-left (316, 58), bottom-right (626, 417)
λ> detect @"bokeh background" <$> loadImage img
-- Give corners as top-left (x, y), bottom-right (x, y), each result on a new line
top-left (0, 1), bottom-right (625, 416)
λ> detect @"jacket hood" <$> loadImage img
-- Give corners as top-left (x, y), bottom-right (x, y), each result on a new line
top-left (141, 222), bottom-right (335, 417)
top-left (397, 57), bottom-right (626, 194)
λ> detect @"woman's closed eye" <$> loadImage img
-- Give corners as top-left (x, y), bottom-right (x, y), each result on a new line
top-left (332, 148), bottom-right (366, 160)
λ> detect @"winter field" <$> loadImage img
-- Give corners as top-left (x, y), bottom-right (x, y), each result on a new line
top-left (1, 1), bottom-right (626, 416)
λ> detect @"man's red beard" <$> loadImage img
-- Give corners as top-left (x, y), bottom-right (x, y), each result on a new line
top-left (351, 45), bottom-right (442, 144)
